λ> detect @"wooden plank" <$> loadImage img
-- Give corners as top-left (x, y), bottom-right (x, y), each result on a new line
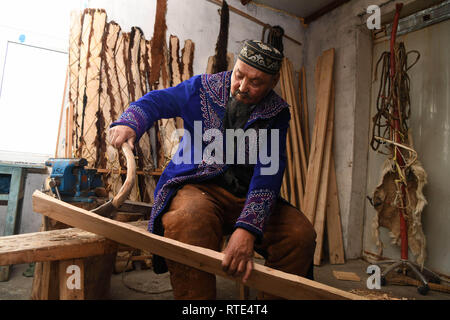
top-left (31, 260), bottom-right (59, 300)
top-left (303, 48), bottom-right (335, 224)
top-left (279, 61), bottom-right (297, 208)
top-left (206, 52), bottom-right (234, 74)
top-left (158, 37), bottom-right (179, 168)
top-left (279, 71), bottom-right (289, 201)
top-left (181, 39), bottom-right (194, 82)
top-left (332, 271), bottom-right (361, 282)
top-left (286, 59), bottom-right (308, 207)
top-left (0, 227), bottom-right (118, 265)
top-left (313, 83), bottom-right (335, 266)
top-left (301, 66), bottom-right (310, 160)
top-left (114, 32), bottom-right (129, 113)
top-left (32, 190), bottom-right (364, 300)
top-left (139, 36), bottom-right (158, 203)
top-left (169, 35), bottom-right (184, 130)
top-left (99, 22), bottom-right (123, 198)
top-left (129, 28), bottom-right (155, 203)
top-left (119, 32), bottom-right (140, 202)
top-left (31, 215), bottom-right (62, 299)
top-left (169, 35), bottom-right (182, 86)
top-left (283, 60), bottom-right (300, 208)
top-left (75, 9), bottom-right (93, 157)
top-left (148, 0), bottom-right (168, 87)
top-left (80, 9), bottom-right (107, 167)
top-left (326, 154), bottom-right (345, 264)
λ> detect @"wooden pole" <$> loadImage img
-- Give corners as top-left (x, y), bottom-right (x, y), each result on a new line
top-left (286, 60), bottom-right (308, 198)
top-left (301, 66), bottom-right (310, 160)
top-left (280, 60), bottom-right (298, 207)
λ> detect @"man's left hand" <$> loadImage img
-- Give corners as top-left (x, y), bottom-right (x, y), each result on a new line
top-left (222, 228), bottom-right (255, 284)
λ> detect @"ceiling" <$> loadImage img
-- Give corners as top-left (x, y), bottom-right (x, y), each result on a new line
top-left (247, 0), bottom-right (350, 24)
top-left (253, 0), bottom-right (338, 18)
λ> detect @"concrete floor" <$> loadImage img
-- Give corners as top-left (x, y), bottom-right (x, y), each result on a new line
top-left (0, 259), bottom-right (449, 300)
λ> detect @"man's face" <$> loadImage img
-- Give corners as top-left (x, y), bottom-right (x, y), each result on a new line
top-left (230, 59), bottom-right (279, 105)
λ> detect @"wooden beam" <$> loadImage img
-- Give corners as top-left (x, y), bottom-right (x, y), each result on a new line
top-left (32, 190), bottom-right (363, 300)
top-left (0, 226), bottom-right (119, 266)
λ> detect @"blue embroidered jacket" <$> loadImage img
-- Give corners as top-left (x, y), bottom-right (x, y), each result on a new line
top-left (111, 71), bottom-right (290, 242)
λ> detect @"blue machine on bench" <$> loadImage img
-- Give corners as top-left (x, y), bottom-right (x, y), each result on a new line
top-left (45, 158), bottom-right (103, 203)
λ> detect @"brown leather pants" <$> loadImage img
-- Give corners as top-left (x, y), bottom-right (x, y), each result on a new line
top-left (161, 183), bottom-right (316, 300)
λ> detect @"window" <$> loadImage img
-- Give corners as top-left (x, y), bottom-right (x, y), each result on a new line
top-left (0, 41), bottom-right (67, 163)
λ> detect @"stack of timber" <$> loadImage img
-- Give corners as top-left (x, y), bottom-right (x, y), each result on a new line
top-left (63, 6), bottom-right (195, 202)
top-left (304, 49), bottom-right (344, 266)
top-left (279, 58), bottom-right (308, 210)
top-left (279, 49), bottom-right (345, 266)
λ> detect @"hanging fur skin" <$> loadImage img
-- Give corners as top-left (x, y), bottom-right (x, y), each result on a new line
top-left (212, 0), bottom-right (229, 74)
top-left (149, 0), bottom-right (168, 87)
top-left (371, 158), bottom-right (428, 267)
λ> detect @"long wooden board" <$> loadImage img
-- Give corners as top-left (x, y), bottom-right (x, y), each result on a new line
top-left (313, 84), bottom-right (335, 266)
top-left (32, 190), bottom-right (363, 300)
top-left (304, 48), bottom-right (335, 224)
top-left (326, 154), bottom-right (345, 264)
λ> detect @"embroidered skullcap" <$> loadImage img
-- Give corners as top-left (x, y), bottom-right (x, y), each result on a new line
top-left (238, 40), bottom-right (283, 75)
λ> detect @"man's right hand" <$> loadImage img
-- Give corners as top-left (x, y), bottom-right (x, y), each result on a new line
top-left (108, 125), bottom-right (136, 149)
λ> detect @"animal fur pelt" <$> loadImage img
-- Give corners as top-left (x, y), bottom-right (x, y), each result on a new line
top-left (211, 0), bottom-right (229, 74)
top-left (149, 0), bottom-right (168, 87)
top-left (371, 158), bottom-right (428, 267)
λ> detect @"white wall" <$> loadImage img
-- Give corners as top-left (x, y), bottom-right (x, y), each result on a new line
top-left (86, 0), bottom-right (304, 80)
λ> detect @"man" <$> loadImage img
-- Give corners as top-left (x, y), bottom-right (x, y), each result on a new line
top-left (109, 40), bottom-right (316, 299)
